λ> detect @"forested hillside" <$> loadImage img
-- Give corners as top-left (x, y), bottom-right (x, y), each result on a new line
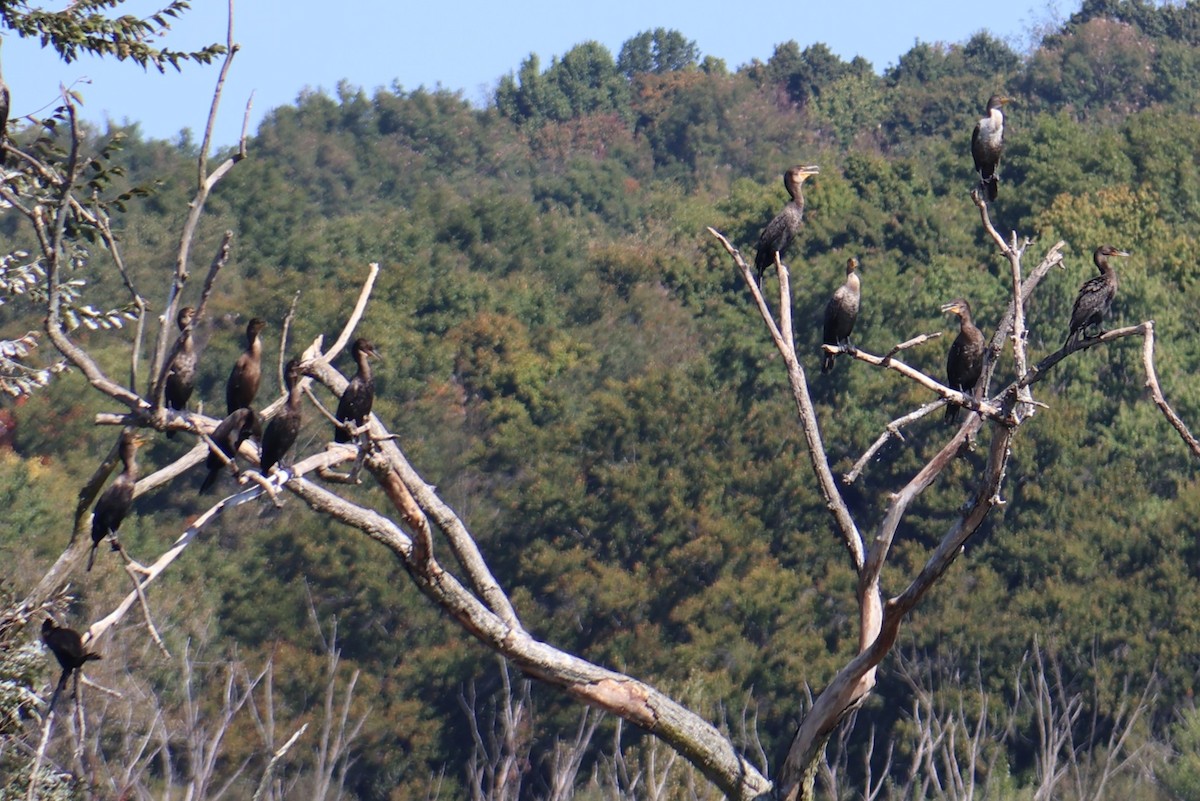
top-left (4, 1), bottom-right (1200, 798)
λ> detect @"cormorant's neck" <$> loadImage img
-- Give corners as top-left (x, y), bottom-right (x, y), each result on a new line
top-left (121, 448), bottom-right (138, 479)
top-left (249, 336), bottom-right (262, 357)
top-left (846, 272), bottom-right (860, 292)
top-left (356, 351), bottom-right (373, 380)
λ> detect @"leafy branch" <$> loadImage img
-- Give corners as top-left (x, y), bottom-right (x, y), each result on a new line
top-left (2, 1), bottom-right (225, 71)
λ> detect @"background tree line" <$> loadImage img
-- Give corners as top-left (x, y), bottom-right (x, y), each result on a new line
top-left (3, 0), bottom-right (1200, 798)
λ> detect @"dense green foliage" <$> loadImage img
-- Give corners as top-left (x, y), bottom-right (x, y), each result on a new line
top-left (5, 2), bottom-right (1200, 798)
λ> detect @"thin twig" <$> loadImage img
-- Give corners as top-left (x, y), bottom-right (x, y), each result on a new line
top-left (39, 102), bottom-right (146, 412)
top-left (83, 209), bottom-right (144, 390)
top-left (1017, 324), bottom-right (1147, 390)
top-left (882, 332), bottom-right (943, 360)
top-left (251, 723), bottom-right (309, 801)
top-left (279, 290), bottom-right (301, 389)
top-left (85, 447), bottom-right (357, 646)
top-left (151, 0), bottom-right (245, 387)
top-left (121, 556), bottom-right (170, 658)
top-left (197, 0), bottom-right (239, 186)
top-left (26, 707), bottom-right (55, 801)
top-left (778, 253), bottom-right (793, 348)
top-left (1141, 321), bottom-right (1200, 458)
top-left (844, 400), bottom-right (946, 485)
top-left (974, 195), bottom-right (1035, 409)
top-left (980, 241), bottom-right (1066, 396)
top-left (841, 346), bottom-right (1007, 421)
top-left (316, 262), bottom-right (380, 364)
top-left (707, 227), bottom-right (786, 351)
top-left (152, 232), bottom-right (233, 410)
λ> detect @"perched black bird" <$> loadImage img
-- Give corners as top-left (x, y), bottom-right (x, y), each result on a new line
top-left (822, 257), bottom-right (861, 374)
top-left (971, 95), bottom-right (1009, 202)
top-left (200, 408), bottom-right (261, 493)
top-left (0, 43), bottom-right (10, 168)
top-left (88, 429), bottom-right (145, 571)
top-left (41, 618), bottom-right (101, 712)
top-left (335, 338), bottom-right (380, 444)
top-left (261, 358), bottom-right (304, 474)
top-left (225, 318), bottom-right (266, 416)
top-left (754, 164), bottom-right (820, 280)
top-left (942, 299), bottom-right (985, 425)
top-left (164, 306), bottom-right (197, 438)
top-left (1065, 245), bottom-right (1130, 349)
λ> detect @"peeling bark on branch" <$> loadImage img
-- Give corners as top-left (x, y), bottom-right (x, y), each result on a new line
top-left (295, 307), bottom-right (774, 797)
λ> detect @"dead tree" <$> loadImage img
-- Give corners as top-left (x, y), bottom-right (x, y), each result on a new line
top-left (705, 187), bottom-right (1198, 799)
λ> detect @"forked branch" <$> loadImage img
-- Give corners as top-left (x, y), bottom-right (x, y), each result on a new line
top-left (707, 226), bottom-right (864, 572)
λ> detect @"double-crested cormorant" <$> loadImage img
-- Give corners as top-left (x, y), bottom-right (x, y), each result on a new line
top-left (754, 164), bottom-right (820, 280)
top-left (164, 306), bottom-right (197, 438)
top-left (1066, 245), bottom-right (1130, 348)
top-left (226, 318), bottom-right (266, 415)
top-left (942, 299), bottom-right (985, 425)
top-left (41, 618), bottom-right (101, 712)
top-left (88, 429), bottom-right (145, 571)
top-left (822, 257), bottom-right (861, 373)
top-left (261, 358), bottom-right (303, 474)
top-left (335, 338), bottom-right (380, 444)
top-left (200, 408), bottom-right (261, 493)
top-left (971, 95), bottom-right (1009, 202)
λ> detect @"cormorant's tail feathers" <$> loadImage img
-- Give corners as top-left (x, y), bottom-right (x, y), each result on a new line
top-left (978, 176), bottom-right (999, 202)
top-left (47, 670), bottom-right (69, 713)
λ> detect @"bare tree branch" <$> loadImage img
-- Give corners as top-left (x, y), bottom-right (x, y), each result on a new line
top-left (83, 446), bottom-right (356, 648)
top-left (839, 344), bottom-right (1007, 421)
top-left (1141, 321), bottom-right (1200, 457)
top-left (707, 226), bottom-right (864, 572)
top-left (844, 399), bottom-right (945, 485)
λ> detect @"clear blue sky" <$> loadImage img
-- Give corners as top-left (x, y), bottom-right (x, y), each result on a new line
top-left (3, 0), bottom-right (1066, 147)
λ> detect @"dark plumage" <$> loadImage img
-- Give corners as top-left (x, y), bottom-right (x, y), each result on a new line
top-left (225, 318), bottom-right (266, 416)
top-left (822, 257), bottom-right (861, 373)
top-left (261, 358), bottom-right (304, 474)
top-left (335, 338), bottom-right (380, 444)
top-left (42, 618), bottom-right (101, 674)
top-left (41, 618), bottom-right (101, 712)
top-left (200, 408), bottom-right (261, 493)
top-left (88, 429), bottom-right (144, 572)
top-left (754, 164), bottom-right (820, 280)
top-left (1066, 245), bottom-right (1130, 349)
top-left (164, 306), bottom-right (197, 438)
top-left (971, 95), bottom-right (1009, 202)
top-left (943, 299), bottom-right (985, 425)
top-left (0, 50), bottom-right (9, 169)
